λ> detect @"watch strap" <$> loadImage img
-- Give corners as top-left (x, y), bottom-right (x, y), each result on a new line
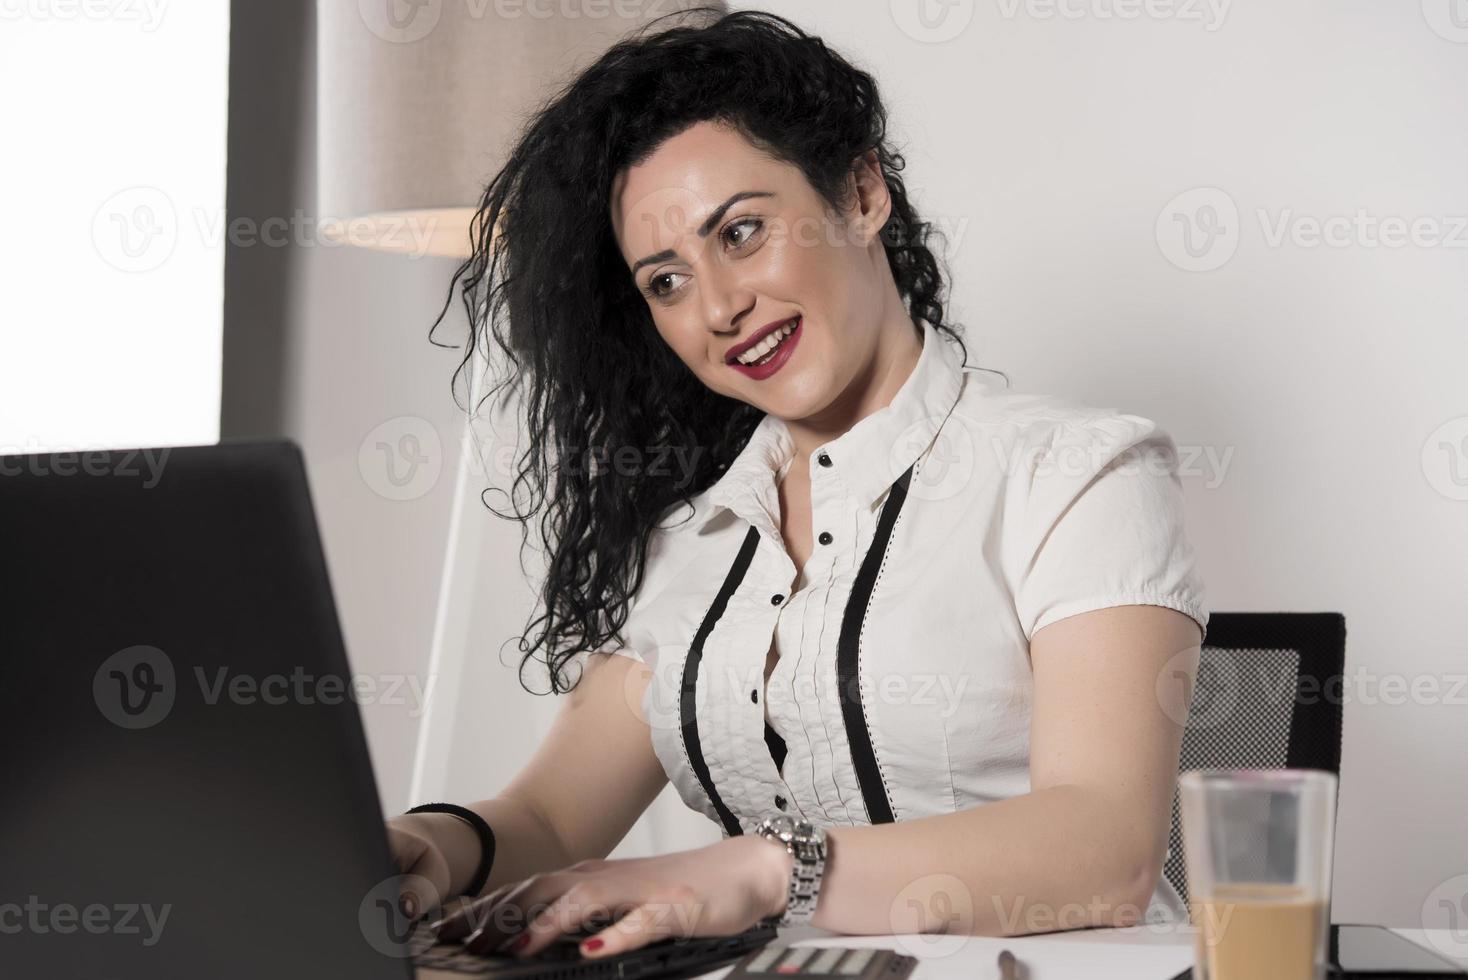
top-left (757, 815), bottom-right (826, 926)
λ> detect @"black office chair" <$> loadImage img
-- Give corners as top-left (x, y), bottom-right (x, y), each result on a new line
top-left (1163, 612), bottom-right (1346, 907)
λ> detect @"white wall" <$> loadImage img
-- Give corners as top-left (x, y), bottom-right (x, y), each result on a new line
top-left (708, 0), bottom-right (1465, 928)
top-left (423, 0), bottom-right (1468, 928)
top-left (0, 1), bottom-right (229, 451)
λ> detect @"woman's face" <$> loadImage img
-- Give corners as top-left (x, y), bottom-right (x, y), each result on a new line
top-left (610, 120), bottom-right (895, 424)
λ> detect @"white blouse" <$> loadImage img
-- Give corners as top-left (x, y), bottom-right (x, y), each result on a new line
top-left (577, 317), bottom-right (1210, 922)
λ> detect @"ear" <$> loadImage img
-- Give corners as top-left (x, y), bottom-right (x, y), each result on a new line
top-left (846, 149), bottom-right (892, 246)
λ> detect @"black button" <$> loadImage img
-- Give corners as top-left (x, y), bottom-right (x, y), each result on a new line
top-left (818, 531), bottom-right (833, 545)
top-left (770, 593), bottom-right (784, 605)
top-left (751, 689), bottom-right (758, 704)
top-left (774, 795), bottom-right (787, 810)
top-left (817, 452), bottom-right (832, 467)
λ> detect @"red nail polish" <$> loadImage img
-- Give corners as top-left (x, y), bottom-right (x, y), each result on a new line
top-left (582, 938), bottom-right (604, 953)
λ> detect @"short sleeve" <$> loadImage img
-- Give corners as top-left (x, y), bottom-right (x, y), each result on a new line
top-left (1008, 413), bottom-right (1210, 644)
top-left (575, 505), bottom-right (685, 670)
top-left (588, 585), bottom-right (650, 665)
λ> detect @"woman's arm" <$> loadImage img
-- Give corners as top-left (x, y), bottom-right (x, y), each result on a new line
top-left (796, 603), bottom-right (1202, 936)
top-left (399, 649), bottom-right (670, 901)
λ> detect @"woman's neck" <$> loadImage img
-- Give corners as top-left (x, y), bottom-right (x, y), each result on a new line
top-left (784, 316), bottom-right (924, 466)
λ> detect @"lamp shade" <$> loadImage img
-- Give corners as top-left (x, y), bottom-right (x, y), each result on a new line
top-left (316, 0), bottom-right (726, 258)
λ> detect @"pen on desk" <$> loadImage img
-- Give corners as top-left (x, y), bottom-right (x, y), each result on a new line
top-left (997, 949), bottom-right (1021, 980)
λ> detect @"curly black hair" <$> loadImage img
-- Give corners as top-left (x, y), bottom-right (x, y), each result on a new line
top-left (429, 7), bottom-right (995, 695)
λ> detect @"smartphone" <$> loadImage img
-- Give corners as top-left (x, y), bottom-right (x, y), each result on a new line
top-left (1167, 924), bottom-right (1466, 979)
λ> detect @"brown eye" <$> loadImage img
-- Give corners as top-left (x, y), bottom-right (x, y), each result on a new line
top-left (723, 216), bottom-right (763, 248)
top-left (645, 271), bottom-right (684, 299)
top-left (642, 217), bottom-right (764, 301)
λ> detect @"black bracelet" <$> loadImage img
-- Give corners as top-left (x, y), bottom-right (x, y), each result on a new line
top-left (406, 803), bottom-right (496, 899)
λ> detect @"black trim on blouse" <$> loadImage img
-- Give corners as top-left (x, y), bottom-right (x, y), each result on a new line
top-left (683, 462), bottom-right (916, 833)
top-left (763, 719), bottom-right (788, 776)
top-left (836, 461), bottom-right (917, 823)
top-left (680, 524), bottom-right (761, 837)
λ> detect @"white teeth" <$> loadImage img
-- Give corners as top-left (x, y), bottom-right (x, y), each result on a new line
top-left (736, 319), bottom-right (797, 365)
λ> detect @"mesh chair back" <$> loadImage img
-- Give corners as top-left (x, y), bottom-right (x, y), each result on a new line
top-left (1163, 612), bottom-right (1346, 906)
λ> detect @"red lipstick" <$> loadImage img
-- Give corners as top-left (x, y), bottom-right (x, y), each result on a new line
top-left (726, 316), bottom-right (802, 381)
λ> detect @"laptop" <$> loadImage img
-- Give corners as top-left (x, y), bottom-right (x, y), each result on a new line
top-left (0, 439), bottom-right (776, 980)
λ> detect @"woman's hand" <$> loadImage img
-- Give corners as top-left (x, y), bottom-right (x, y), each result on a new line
top-left (385, 814), bottom-right (455, 920)
top-left (430, 835), bottom-right (792, 959)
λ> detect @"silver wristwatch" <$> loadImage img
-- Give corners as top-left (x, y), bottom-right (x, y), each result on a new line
top-left (753, 813), bottom-right (827, 926)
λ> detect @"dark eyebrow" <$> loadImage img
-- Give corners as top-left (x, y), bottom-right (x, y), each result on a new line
top-left (629, 190), bottom-right (775, 277)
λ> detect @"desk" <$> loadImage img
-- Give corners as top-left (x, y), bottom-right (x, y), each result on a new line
top-left (685, 925), bottom-right (1468, 980)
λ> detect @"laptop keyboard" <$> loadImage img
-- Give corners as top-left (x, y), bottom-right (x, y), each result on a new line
top-left (407, 912), bottom-right (774, 977)
top-left (408, 916), bottom-right (606, 975)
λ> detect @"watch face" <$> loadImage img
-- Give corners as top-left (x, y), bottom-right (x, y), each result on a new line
top-left (764, 814), bottom-right (796, 839)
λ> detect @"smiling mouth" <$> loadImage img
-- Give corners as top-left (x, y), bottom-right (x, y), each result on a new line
top-left (730, 317), bottom-right (799, 367)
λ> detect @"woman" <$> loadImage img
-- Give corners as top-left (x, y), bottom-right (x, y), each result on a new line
top-left (389, 7), bottom-right (1208, 960)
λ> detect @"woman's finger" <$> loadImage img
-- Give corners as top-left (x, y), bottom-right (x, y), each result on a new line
top-left (577, 900), bottom-right (684, 959)
top-left (431, 881), bottom-right (517, 941)
top-left (459, 874), bottom-right (573, 955)
top-left (507, 883), bottom-right (630, 959)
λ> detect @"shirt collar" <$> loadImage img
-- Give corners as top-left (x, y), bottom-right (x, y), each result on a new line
top-left (706, 318), bottom-right (966, 528)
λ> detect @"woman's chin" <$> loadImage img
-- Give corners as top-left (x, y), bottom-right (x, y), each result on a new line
top-left (747, 373), bottom-right (831, 422)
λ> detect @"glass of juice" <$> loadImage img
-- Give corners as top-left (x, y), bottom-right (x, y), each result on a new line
top-left (1179, 769), bottom-right (1339, 980)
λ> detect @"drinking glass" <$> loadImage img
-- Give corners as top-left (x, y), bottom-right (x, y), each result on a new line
top-left (1179, 769), bottom-right (1338, 980)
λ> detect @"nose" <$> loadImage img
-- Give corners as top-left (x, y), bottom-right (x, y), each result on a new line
top-left (699, 264), bottom-right (755, 339)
